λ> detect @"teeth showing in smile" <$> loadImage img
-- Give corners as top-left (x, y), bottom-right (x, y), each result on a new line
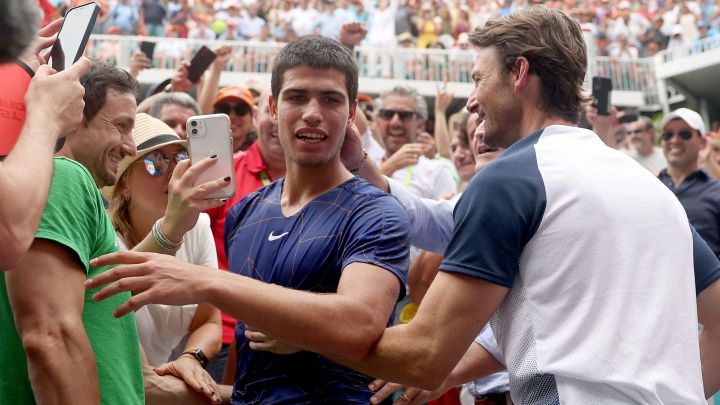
top-left (297, 132), bottom-right (327, 143)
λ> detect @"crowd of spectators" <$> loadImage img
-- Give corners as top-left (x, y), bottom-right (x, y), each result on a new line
top-left (38, 0), bottom-right (720, 58)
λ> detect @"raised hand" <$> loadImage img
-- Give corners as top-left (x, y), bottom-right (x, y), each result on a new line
top-left (379, 143), bottom-right (425, 176)
top-left (19, 18), bottom-right (64, 71)
top-left (25, 57), bottom-right (91, 137)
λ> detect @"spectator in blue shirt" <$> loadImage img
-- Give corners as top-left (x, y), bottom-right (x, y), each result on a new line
top-left (659, 108), bottom-right (720, 259)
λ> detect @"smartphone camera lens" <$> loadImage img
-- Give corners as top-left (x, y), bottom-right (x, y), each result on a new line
top-left (191, 121), bottom-right (197, 127)
top-left (192, 129), bottom-right (198, 135)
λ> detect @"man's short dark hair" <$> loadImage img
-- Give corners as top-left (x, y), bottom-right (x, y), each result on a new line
top-left (80, 60), bottom-right (139, 123)
top-left (271, 36), bottom-right (358, 104)
top-left (148, 92), bottom-right (200, 118)
top-left (469, 6), bottom-right (589, 123)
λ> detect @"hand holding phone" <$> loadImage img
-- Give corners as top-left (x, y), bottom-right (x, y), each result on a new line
top-left (140, 41), bottom-right (156, 68)
top-left (591, 77), bottom-right (612, 116)
top-left (187, 46), bottom-right (216, 84)
top-left (48, 2), bottom-right (100, 71)
top-left (186, 114), bottom-right (235, 199)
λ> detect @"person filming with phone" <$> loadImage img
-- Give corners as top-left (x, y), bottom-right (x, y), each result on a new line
top-left (0, 16), bottom-right (90, 270)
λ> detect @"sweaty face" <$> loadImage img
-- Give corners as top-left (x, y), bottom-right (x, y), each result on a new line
top-left (71, 89), bottom-right (137, 187)
top-left (466, 46), bottom-right (522, 149)
top-left (377, 94), bottom-right (422, 156)
top-left (158, 104), bottom-right (196, 139)
top-left (662, 119), bottom-right (705, 170)
top-left (271, 66), bottom-right (355, 168)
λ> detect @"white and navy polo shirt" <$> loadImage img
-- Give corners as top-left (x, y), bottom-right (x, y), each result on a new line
top-left (440, 125), bottom-right (712, 404)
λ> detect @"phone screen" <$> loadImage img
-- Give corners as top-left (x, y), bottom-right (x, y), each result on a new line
top-left (48, 3), bottom-right (100, 71)
top-left (187, 46), bottom-right (216, 83)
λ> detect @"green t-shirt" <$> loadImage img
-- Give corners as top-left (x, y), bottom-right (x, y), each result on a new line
top-left (0, 157), bottom-right (144, 404)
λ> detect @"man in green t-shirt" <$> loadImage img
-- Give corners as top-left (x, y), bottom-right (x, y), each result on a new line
top-left (0, 59), bottom-right (229, 404)
top-left (0, 61), bottom-right (145, 404)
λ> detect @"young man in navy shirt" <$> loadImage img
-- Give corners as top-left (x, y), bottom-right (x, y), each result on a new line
top-left (88, 35), bottom-right (409, 404)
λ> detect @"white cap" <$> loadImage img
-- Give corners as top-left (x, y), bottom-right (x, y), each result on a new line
top-left (618, 0), bottom-right (631, 9)
top-left (660, 108), bottom-right (706, 137)
top-left (671, 24), bottom-right (684, 36)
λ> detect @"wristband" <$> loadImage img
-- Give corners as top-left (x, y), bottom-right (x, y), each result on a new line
top-left (151, 218), bottom-right (183, 253)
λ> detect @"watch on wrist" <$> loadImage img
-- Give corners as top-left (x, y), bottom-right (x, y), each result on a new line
top-left (181, 349), bottom-right (209, 368)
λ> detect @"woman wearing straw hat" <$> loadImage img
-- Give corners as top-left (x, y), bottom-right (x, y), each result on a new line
top-left (105, 113), bottom-right (222, 398)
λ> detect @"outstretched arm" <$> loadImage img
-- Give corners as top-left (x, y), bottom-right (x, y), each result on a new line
top-left (332, 271), bottom-right (507, 390)
top-left (87, 254), bottom-right (402, 360)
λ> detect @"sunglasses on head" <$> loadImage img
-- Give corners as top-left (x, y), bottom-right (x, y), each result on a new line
top-left (378, 109), bottom-right (416, 122)
top-left (215, 103), bottom-right (250, 116)
top-left (141, 150), bottom-right (189, 176)
top-left (662, 130), bottom-right (695, 141)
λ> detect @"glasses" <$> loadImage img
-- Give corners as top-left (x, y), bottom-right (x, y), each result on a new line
top-left (141, 150), bottom-right (189, 176)
top-left (377, 109), bottom-right (416, 122)
top-left (662, 130), bottom-right (695, 141)
top-left (215, 103), bottom-right (250, 116)
top-left (626, 128), bottom-right (648, 135)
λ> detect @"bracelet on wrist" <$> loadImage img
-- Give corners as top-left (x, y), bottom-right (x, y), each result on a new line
top-left (151, 218), bottom-right (183, 253)
top-left (350, 149), bottom-right (369, 174)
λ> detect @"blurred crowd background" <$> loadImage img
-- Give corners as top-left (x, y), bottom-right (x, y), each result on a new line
top-left (37, 0), bottom-right (720, 58)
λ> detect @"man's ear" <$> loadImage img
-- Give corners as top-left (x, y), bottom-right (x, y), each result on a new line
top-left (348, 101), bottom-right (358, 125)
top-left (512, 56), bottom-right (531, 94)
top-left (269, 94), bottom-right (278, 123)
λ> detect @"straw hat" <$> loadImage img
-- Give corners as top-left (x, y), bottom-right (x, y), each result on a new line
top-left (104, 113), bottom-right (187, 197)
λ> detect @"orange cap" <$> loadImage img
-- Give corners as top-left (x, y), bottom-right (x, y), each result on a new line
top-left (213, 85), bottom-right (255, 108)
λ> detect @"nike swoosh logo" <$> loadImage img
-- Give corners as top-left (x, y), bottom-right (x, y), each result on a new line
top-left (268, 231), bottom-right (289, 242)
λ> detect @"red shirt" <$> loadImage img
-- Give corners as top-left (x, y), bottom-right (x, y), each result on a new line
top-left (207, 141), bottom-right (275, 344)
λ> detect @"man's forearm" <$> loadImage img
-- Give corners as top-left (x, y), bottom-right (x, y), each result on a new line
top-left (22, 326), bottom-right (99, 404)
top-left (0, 120), bottom-right (59, 269)
top-left (203, 265), bottom-right (399, 360)
top-left (444, 342), bottom-right (505, 388)
top-left (700, 328), bottom-right (720, 398)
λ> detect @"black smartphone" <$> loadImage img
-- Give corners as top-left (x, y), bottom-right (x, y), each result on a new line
top-left (140, 41), bottom-right (156, 61)
top-left (591, 77), bottom-right (612, 116)
top-left (48, 2), bottom-right (101, 71)
top-left (187, 46), bottom-right (216, 84)
top-left (619, 111), bottom-right (639, 124)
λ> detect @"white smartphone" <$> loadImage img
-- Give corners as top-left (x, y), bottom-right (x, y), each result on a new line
top-left (186, 114), bottom-right (235, 199)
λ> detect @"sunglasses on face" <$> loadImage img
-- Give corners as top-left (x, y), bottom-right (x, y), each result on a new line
top-left (662, 130), bottom-right (695, 141)
top-left (377, 109), bottom-right (416, 122)
top-left (142, 150), bottom-right (189, 176)
top-left (627, 128), bottom-right (648, 135)
top-left (215, 103), bottom-right (250, 116)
